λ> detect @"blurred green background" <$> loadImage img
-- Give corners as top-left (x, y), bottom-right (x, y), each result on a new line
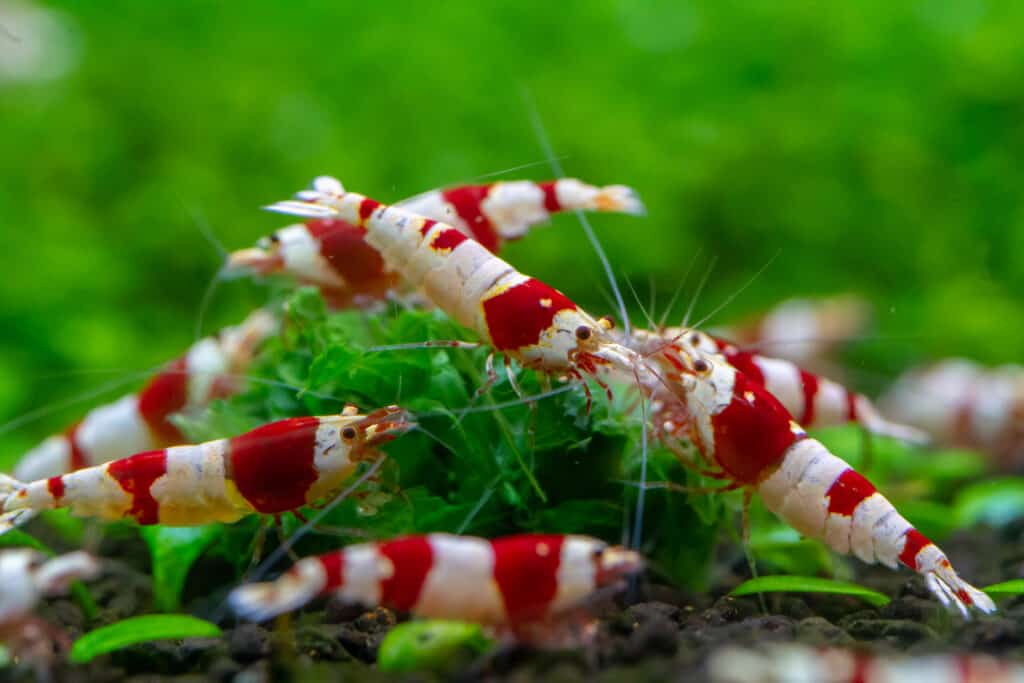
top-left (2, 0), bottom-right (1023, 464)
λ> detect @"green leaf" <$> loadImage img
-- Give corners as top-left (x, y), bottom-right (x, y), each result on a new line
top-left (730, 575), bottom-right (890, 607)
top-left (748, 526), bottom-right (835, 577)
top-left (141, 525), bottom-right (221, 611)
top-left (377, 621), bottom-right (493, 673)
top-left (0, 529), bottom-right (52, 553)
top-left (70, 615), bottom-right (222, 664)
top-left (955, 478), bottom-right (1024, 528)
top-left (982, 580), bottom-right (1024, 598)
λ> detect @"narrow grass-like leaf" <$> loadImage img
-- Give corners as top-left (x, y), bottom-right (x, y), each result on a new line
top-left (730, 575), bottom-right (890, 607)
top-left (981, 580), bottom-right (1024, 598)
top-left (141, 525), bottom-right (221, 611)
top-left (0, 529), bottom-right (51, 553)
top-left (377, 621), bottom-right (492, 673)
top-left (70, 615), bottom-right (221, 663)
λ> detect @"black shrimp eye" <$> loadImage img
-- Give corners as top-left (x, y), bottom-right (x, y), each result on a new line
top-left (341, 427), bottom-right (357, 440)
top-left (690, 333), bottom-right (701, 345)
top-left (693, 358), bottom-right (710, 373)
top-left (269, 233), bottom-right (281, 244)
top-left (575, 325), bottom-right (593, 341)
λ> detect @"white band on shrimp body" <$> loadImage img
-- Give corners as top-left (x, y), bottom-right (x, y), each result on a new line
top-left (416, 534), bottom-right (503, 624)
top-left (550, 537), bottom-right (599, 616)
top-left (76, 394), bottom-right (154, 468)
top-left (277, 224), bottom-right (346, 288)
top-left (335, 545), bottom-right (385, 607)
top-left (184, 337), bottom-right (230, 407)
top-left (151, 440), bottom-right (244, 525)
top-left (481, 181), bottom-right (547, 240)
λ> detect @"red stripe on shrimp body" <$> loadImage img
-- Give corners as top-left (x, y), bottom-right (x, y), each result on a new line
top-left (429, 227), bottom-right (469, 252)
top-left (358, 198), bottom-right (380, 223)
top-left (318, 552), bottom-right (345, 592)
top-left (898, 529), bottom-right (932, 570)
top-left (441, 185), bottom-right (501, 252)
top-left (799, 369), bottom-right (819, 425)
top-left (378, 536), bottom-right (434, 612)
top-left (107, 450), bottom-right (168, 524)
top-left (65, 422), bottom-right (89, 471)
top-left (537, 181), bottom-right (561, 213)
top-left (719, 348), bottom-right (765, 385)
top-left (47, 476), bottom-right (65, 500)
top-left (305, 219), bottom-right (388, 289)
top-left (137, 358), bottom-right (189, 445)
top-left (229, 417), bottom-right (320, 514)
top-left (825, 469), bottom-right (876, 516)
top-left (481, 278), bottom-right (577, 352)
top-left (492, 534), bottom-right (563, 622)
top-left (710, 371), bottom-right (801, 484)
top-left (418, 219), bottom-right (437, 238)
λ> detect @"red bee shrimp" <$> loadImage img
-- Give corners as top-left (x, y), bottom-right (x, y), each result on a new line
top-left (0, 549), bottom-right (100, 662)
top-left (227, 177), bottom-right (643, 309)
top-left (709, 644), bottom-right (1024, 683)
top-left (715, 294), bottom-right (872, 371)
top-left (264, 177), bottom-right (644, 402)
top-left (880, 358), bottom-right (1024, 468)
top-left (13, 309), bottom-right (279, 482)
top-left (631, 327), bottom-right (927, 443)
top-left (230, 533), bottom-right (643, 642)
top-left (0, 405), bottom-right (410, 532)
top-left (643, 340), bottom-right (994, 616)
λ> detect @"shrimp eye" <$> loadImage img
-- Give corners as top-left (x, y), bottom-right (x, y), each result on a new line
top-left (341, 427), bottom-right (357, 440)
top-left (575, 325), bottom-right (593, 341)
top-left (269, 233), bottom-right (281, 244)
top-left (693, 359), bottom-right (710, 373)
top-left (690, 333), bottom-right (701, 345)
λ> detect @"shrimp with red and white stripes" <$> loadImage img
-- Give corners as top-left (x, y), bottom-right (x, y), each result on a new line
top-left (230, 533), bottom-right (642, 643)
top-left (709, 644), bottom-right (1024, 683)
top-left (265, 177), bottom-right (643, 402)
top-left (13, 309), bottom-right (279, 482)
top-left (0, 405), bottom-right (410, 533)
top-left (0, 549), bottom-right (99, 661)
top-left (641, 340), bottom-right (994, 616)
top-left (228, 178), bottom-right (643, 309)
top-left (879, 359), bottom-right (1024, 468)
top-left (632, 327), bottom-right (927, 443)
top-left (715, 294), bottom-right (872, 372)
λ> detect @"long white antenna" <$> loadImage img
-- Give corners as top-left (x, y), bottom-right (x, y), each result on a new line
top-left (520, 88), bottom-right (632, 338)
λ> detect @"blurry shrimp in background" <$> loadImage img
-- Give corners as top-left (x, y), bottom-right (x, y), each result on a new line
top-left (714, 295), bottom-right (872, 378)
top-left (0, 1), bottom-right (81, 84)
top-left (13, 310), bottom-right (278, 481)
top-left (880, 359), bottom-right (1024, 470)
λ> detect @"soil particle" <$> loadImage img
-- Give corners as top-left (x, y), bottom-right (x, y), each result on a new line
top-left (841, 618), bottom-right (940, 647)
top-left (959, 617), bottom-right (1024, 652)
top-left (606, 602), bottom-right (679, 663)
top-left (206, 656), bottom-right (242, 683)
top-left (293, 623), bottom-right (355, 661)
top-left (880, 594), bottom-right (942, 622)
top-left (794, 616), bottom-right (855, 647)
top-left (228, 624), bottom-right (271, 663)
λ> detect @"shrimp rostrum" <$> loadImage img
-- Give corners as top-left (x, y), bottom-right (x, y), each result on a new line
top-left (640, 340), bottom-right (994, 616)
top-left (266, 177), bottom-right (645, 404)
top-left (0, 405), bottom-right (410, 532)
